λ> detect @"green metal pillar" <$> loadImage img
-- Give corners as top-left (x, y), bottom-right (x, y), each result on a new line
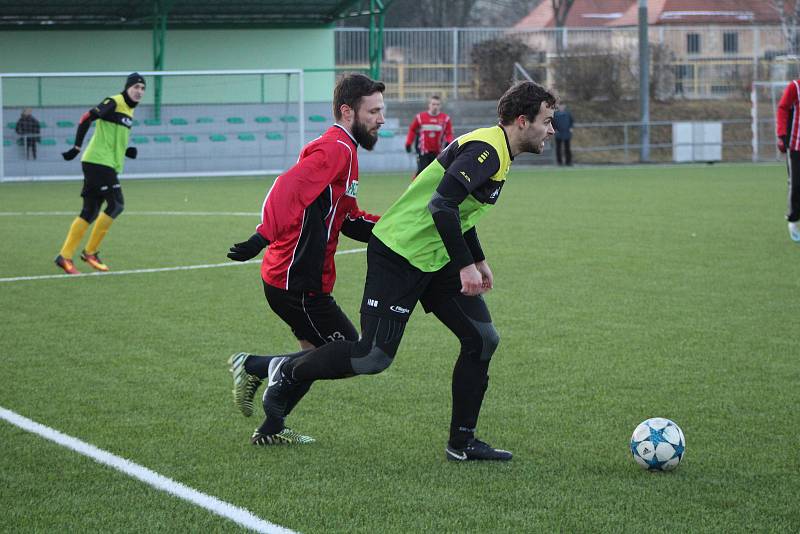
top-left (337, 0), bottom-right (392, 79)
top-left (368, 0), bottom-right (386, 80)
top-left (152, 0), bottom-right (168, 121)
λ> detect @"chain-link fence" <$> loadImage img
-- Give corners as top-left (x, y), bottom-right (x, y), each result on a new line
top-left (337, 26), bottom-right (790, 101)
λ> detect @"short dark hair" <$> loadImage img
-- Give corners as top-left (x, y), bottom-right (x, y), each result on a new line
top-left (430, 94), bottom-right (441, 101)
top-left (333, 73), bottom-right (386, 120)
top-left (497, 81), bottom-right (557, 126)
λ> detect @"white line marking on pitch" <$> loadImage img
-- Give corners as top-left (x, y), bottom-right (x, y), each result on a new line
top-left (0, 407), bottom-right (296, 534)
top-left (0, 211), bottom-right (259, 217)
top-left (0, 248), bottom-right (367, 283)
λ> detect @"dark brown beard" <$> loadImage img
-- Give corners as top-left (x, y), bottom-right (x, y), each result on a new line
top-left (352, 119), bottom-right (378, 150)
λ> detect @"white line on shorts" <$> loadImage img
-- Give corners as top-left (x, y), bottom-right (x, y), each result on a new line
top-left (0, 406), bottom-right (296, 534)
top-left (0, 247), bottom-right (367, 283)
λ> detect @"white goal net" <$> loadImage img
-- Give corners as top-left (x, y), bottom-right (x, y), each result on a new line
top-left (0, 69), bottom-right (306, 181)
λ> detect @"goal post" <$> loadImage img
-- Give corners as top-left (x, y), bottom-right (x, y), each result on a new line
top-left (0, 69), bottom-right (306, 182)
top-left (752, 80), bottom-right (790, 163)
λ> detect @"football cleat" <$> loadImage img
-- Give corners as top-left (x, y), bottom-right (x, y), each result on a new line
top-left (228, 352), bottom-right (263, 417)
top-left (250, 427), bottom-right (315, 445)
top-left (80, 250), bottom-right (109, 271)
top-left (789, 222), bottom-right (800, 243)
top-left (54, 255), bottom-right (80, 275)
top-left (445, 438), bottom-right (513, 462)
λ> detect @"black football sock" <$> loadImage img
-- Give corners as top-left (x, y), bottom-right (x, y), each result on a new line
top-left (283, 340), bottom-right (356, 381)
top-left (449, 355), bottom-right (490, 449)
top-left (244, 350), bottom-right (310, 378)
top-left (256, 416), bottom-right (284, 436)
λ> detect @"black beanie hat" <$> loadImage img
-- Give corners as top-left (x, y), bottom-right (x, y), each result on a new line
top-left (125, 72), bottom-right (146, 90)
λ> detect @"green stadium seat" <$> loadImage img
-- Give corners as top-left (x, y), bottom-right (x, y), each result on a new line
top-left (6, 122), bottom-right (15, 129)
top-left (378, 130), bottom-right (395, 138)
top-left (169, 118), bottom-right (188, 125)
top-left (3, 139), bottom-right (11, 146)
top-left (57, 120), bottom-right (74, 128)
top-left (132, 119), bottom-right (140, 126)
top-left (210, 134), bottom-right (227, 142)
top-left (144, 119), bottom-right (161, 126)
top-left (238, 133), bottom-right (256, 141)
top-left (280, 115), bottom-right (298, 123)
top-left (227, 117), bottom-right (245, 124)
top-left (255, 116), bottom-right (272, 123)
top-left (132, 136), bottom-right (149, 144)
top-left (181, 135), bottom-right (198, 143)
top-left (196, 117), bottom-right (214, 124)
top-left (39, 122), bottom-right (47, 128)
top-left (66, 138), bottom-right (75, 145)
top-left (40, 138), bottom-right (56, 146)
top-left (309, 115), bottom-right (326, 123)
top-left (266, 132), bottom-right (284, 141)
top-left (154, 135), bottom-right (171, 143)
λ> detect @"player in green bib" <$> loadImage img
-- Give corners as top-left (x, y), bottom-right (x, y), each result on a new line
top-left (248, 81), bottom-right (556, 460)
top-left (55, 72), bottom-right (145, 274)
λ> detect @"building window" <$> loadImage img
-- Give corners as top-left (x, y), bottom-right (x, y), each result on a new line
top-left (723, 32), bottom-right (738, 54)
top-left (687, 33), bottom-right (700, 54)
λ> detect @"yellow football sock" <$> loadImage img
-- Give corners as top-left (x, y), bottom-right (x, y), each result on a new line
top-left (85, 212), bottom-right (115, 254)
top-left (59, 217), bottom-right (90, 259)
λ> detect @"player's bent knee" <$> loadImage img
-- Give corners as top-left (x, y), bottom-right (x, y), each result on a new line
top-left (79, 209), bottom-right (99, 223)
top-left (350, 345), bottom-right (393, 375)
top-left (477, 322), bottom-right (500, 362)
top-left (105, 202), bottom-right (124, 219)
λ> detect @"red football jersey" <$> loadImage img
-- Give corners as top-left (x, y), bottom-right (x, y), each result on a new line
top-left (256, 124), bottom-right (379, 293)
top-left (777, 80), bottom-right (800, 151)
top-left (405, 111), bottom-right (454, 155)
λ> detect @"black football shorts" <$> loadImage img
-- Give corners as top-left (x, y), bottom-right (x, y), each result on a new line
top-left (359, 236), bottom-right (463, 323)
top-left (263, 282), bottom-right (358, 347)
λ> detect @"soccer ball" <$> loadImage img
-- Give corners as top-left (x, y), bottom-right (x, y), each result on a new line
top-left (630, 417), bottom-right (685, 471)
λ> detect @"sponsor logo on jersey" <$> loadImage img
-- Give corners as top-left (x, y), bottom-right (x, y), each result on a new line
top-left (477, 150), bottom-right (490, 163)
top-left (460, 170), bottom-right (471, 182)
top-left (390, 305), bottom-right (410, 314)
top-left (490, 187), bottom-right (500, 199)
top-left (121, 117), bottom-right (133, 128)
top-left (367, 298), bottom-right (379, 308)
top-left (345, 180), bottom-right (359, 198)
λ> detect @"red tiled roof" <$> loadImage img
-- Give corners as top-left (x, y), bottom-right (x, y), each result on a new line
top-left (514, 0), bottom-right (635, 29)
top-left (514, 0), bottom-right (781, 28)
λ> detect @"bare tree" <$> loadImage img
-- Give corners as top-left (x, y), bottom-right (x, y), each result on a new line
top-left (771, 0), bottom-right (800, 54)
top-left (552, 0), bottom-right (574, 26)
top-left (339, 0), bottom-right (542, 27)
top-left (552, 0), bottom-right (575, 54)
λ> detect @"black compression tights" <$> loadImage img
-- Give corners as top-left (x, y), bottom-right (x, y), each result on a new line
top-left (284, 314), bottom-right (406, 381)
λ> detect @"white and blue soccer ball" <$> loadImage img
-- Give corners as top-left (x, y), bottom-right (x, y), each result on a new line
top-left (630, 417), bottom-right (686, 471)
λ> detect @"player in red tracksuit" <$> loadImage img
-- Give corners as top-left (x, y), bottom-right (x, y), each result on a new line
top-left (775, 80), bottom-right (800, 242)
top-left (226, 74), bottom-right (386, 444)
top-left (405, 94), bottom-right (454, 177)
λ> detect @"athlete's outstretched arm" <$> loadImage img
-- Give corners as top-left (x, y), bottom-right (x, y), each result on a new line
top-left (341, 203), bottom-right (380, 242)
top-left (62, 98), bottom-right (117, 160)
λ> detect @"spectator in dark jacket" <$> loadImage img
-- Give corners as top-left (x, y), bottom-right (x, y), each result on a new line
top-left (15, 108), bottom-right (41, 160)
top-left (553, 102), bottom-right (573, 166)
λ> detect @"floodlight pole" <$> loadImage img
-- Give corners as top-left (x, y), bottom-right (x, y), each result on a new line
top-left (638, 0), bottom-right (650, 162)
top-left (0, 76), bottom-right (4, 182)
top-left (152, 0), bottom-right (170, 122)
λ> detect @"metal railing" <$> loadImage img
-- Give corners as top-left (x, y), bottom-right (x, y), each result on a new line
top-left (336, 25), bottom-right (790, 100)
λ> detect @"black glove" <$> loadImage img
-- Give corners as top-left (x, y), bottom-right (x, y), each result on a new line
top-left (405, 144), bottom-right (412, 153)
top-left (227, 233), bottom-right (269, 261)
top-left (62, 147), bottom-right (80, 161)
top-left (125, 147), bottom-right (138, 159)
